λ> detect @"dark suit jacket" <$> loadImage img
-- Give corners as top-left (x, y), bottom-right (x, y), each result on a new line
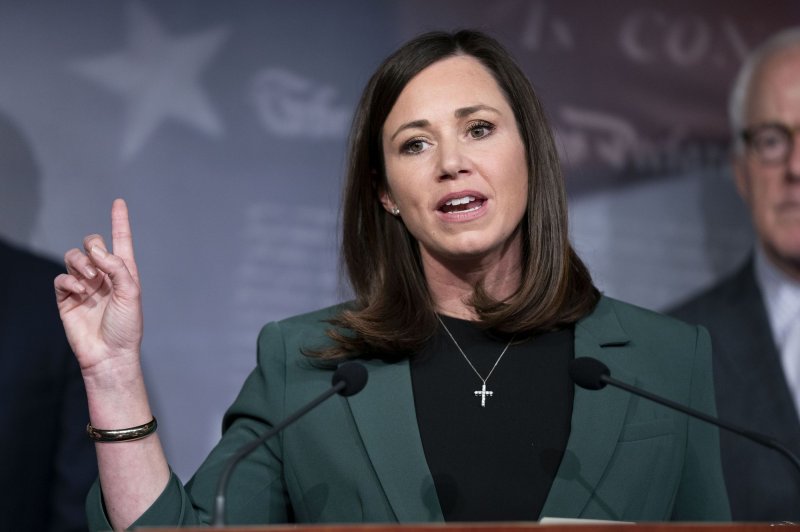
top-left (0, 240), bottom-right (97, 532)
top-left (671, 258), bottom-right (800, 521)
top-left (88, 296), bottom-right (730, 529)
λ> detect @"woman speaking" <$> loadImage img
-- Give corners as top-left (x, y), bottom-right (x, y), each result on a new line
top-left (55, 30), bottom-right (730, 530)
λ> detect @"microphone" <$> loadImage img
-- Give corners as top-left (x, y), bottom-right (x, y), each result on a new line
top-left (211, 361), bottom-right (368, 527)
top-left (568, 357), bottom-right (800, 477)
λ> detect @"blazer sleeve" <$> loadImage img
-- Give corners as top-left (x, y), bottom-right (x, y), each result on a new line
top-left (670, 326), bottom-right (731, 520)
top-left (86, 320), bottom-right (294, 531)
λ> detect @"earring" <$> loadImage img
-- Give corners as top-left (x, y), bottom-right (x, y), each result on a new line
top-left (391, 206), bottom-right (400, 216)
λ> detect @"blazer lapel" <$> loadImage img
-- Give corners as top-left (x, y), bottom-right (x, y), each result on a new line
top-left (714, 260), bottom-right (800, 440)
top-left (347, 358), bottom-right (444, 522)
top-left (540, 297), bottom-right (634, 519)
top-left (725, 262), bottom-right (797, 417)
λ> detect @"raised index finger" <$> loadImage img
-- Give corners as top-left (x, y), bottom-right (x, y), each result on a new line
top-left (110, 198), bottom-right (139, 282)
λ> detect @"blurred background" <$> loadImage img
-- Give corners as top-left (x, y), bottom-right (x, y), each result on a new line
top-left (1, 0), bottom-right (796, 480)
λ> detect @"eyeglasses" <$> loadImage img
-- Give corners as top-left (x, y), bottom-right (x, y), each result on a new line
top-left (740, 122), bottom-right (800, 165)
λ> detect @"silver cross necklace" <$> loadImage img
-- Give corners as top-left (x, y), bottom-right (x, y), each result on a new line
top-left (436, 314), bottom-right (516, 407)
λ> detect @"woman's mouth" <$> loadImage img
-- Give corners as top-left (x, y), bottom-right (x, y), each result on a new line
top-left (440, 195), bottom-right (484, 214)
top-left (436, 192), bottom-right (488, 221)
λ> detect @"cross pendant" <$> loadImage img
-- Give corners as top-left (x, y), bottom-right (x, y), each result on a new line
top-left (474, 383), bottom-right (493, 407)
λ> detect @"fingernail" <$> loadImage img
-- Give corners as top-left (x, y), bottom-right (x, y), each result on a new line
top-left (75, 282), bottom-right (86, 294)
top-left (91, 246), bottom-right (108, 259)
top-left (84, 266), bottom-right (97, 279)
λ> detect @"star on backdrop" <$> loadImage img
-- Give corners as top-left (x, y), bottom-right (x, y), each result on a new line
top-left (71, 0), bottom-right (229, 160)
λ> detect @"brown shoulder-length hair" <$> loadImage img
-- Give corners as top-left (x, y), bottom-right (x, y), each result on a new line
top-left (317, 29), bottom-right (599, 360)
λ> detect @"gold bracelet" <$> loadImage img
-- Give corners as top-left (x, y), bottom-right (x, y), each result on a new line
top-left (86, 417), bottom-right (158, 443)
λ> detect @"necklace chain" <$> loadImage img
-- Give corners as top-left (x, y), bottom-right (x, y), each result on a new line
top-left (436, 315), bottom-right (515, 406)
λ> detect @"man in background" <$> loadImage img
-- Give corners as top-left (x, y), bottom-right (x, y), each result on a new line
top-left (1, 107), bottom-right (96, 530)
top-left (671, 27), bottom-right (800, 521)
top-left (0, 237), bottom-right (97, 531)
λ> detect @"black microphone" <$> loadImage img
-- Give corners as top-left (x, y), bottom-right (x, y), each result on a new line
top-left (568, 357), bottom-right (800, 477)
top-left (211, 361), bottom-right (368, 527)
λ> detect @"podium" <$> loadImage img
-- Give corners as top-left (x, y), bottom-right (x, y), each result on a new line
top-left (140, 523), bottom-right (799, 531)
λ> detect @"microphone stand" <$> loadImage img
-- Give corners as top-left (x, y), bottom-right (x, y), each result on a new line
top-left (599, 372), bottom-right (800, 476)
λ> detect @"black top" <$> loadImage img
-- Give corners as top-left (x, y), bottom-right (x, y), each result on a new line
top-left (410, 315), bottom-right (574, 521)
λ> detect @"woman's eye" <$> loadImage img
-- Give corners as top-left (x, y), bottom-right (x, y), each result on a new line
top-left (402, 138), bottom-right (429, 154)
top-left (468, 121), bottom-right (495, 139)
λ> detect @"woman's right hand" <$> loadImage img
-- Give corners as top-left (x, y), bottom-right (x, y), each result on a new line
top-left (56, 199), bottom-right (170, 531)
top-left (54, 198), bottom-right (144, 387)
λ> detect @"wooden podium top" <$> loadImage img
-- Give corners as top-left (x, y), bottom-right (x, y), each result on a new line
top-left (139, 522), bottom-right (799, 531)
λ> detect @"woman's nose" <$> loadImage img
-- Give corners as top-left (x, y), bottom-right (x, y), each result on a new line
top-left (436, 138), bottom-right (472, 180)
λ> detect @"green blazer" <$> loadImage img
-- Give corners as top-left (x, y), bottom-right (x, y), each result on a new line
top-left (88, 296), bottom-right (730, 530)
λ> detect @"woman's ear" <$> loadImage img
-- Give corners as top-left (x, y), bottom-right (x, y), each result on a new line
top-left (379, 190), bottom-right (400, 216)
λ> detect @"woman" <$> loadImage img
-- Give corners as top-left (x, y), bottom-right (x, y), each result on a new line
top-left (55, 30), bottom-right (730, 530)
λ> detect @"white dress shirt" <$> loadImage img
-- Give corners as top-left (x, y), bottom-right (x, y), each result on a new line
top-left (754, 247), bottom-right (800, 419)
